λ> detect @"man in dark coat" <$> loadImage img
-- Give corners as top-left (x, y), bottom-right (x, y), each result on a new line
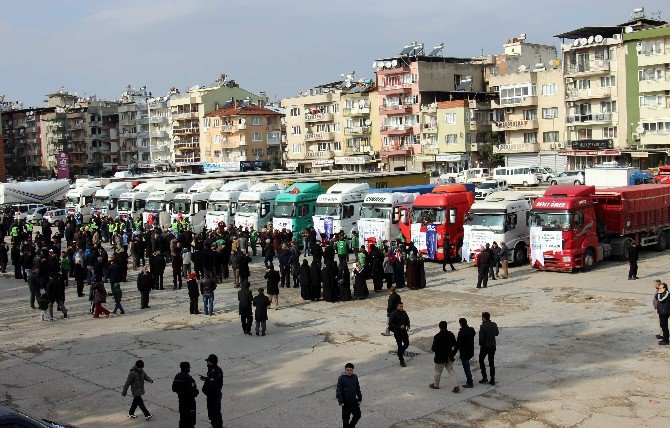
top-left (429, 321), bottom-right (459, 392)
top-left (442, 237), bottom-right (455, 272)
top-left (278, 246), bottom-right (291, 288)
top-left (200, 354), bottom-right (223, 428)
top-left (383, 286), bottom-right (401, 336)
top-left (310, 259), bottom-right (321, 301)
top-left (479, 311), bottom-right (499, 385)
top-left (371, 248), bottom-right (384, 292)
top-left (149, 251), bottom-right (165, 290)
top-left (186, 273), bottom-right (200, 314)
top-left (299, 259), bottom-right (311, 300)
top-left (238, 281), bottom-right (253, 335)
top-left (172, 244), bottom-right (183, 289)
top-left (476, 245), bottom-right (491, 289)
top-left (336, 362), bottom-right (363, 428)
top-left (238, 252), bottom-right (251, 285)
top-left (338, 262), bottom-right (351, 301)
top-left (628, 241), bottom-right (639, 280)
top-left (253, 288), bottom-right (271, 336)
top-left (456, 318), bottom-right (476, 388)
top-left (172, 361), bottom-right (199, 428)
top-left (136, 267), bottom-right (152, 309)
top-left (388, 302), bottom-right (410, 367)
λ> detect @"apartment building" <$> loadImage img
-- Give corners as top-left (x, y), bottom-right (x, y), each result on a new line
top-left (338, 83), bottom-right (377, 171)
top-left (201, 104), bottom-right (281, 170)
top-left (1, 106), bottom-right (53, 179)
top-left (117, 86), bottom-right (150, 171)
top-left (489, 66), bottom-right (567, 171)
top-left (168, 77), bottom-right (263, 173)
top-left (624, 24), bottom-right (670, 168)
top-left (0, 97), bottom-right (5, 181)
top-left (87, 102), bottom-right (120, 173)
top-left (373, 47), bottom-right (486, 171)
top-left (148, 90), bottom-right (179, 170)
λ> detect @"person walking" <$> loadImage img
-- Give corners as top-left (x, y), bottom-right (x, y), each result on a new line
top-left (456, 318), bottom-right (476, 388)
top-left (476, 245), bottom-right (491, 289)
top-left (92, 278), bottom-right (110, 318)
top-left (388, 302), bottom-right (410, 367)
top-left (429, 321), bottom-right (459, 392)
top-left (479, 312), bottom-right (499, 385)
top-left (200, 354), bottom-right (223, 428)
top-left (172, 361), bottom-right (199, 428)
top-left (442, 236), bottom-right (455, 272)
top-left (489, 242), bottom-right (500, 280)
top-left (149, 250), bottom-right (165, 290)
top-left (200, 274), bottom-right (217, 316)
top-left (656, 282), bottom-right (670, 345)
top-left (238, 281), bottom-right (253, 335)
top-left (628, 241), bottom-right (639, 280)
top-left (336, 362), bottom-right (362, 428)
top-left (186, 273), bottom-right (200, 315)
top-left (265, 264), bottom-right (280, 309)
top-left (122, 360), bottom-right (153, 420)
top-left (172, 245), bottom-right (183, 290)
top-left (111, 280), bottom-right (125, 315)
top-left (499, 242), bottom-right (509, 279)
top-left (382, 286), bottom-right (401, 336)
top-left (46, 272), bottom-right (68, 320)
top-left (137, 267), bottom-right (152, 309)
top-left (253, 288), bottom-right (271, 336)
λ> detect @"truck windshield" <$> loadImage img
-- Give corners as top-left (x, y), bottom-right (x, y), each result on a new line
top-left (468, 213), bottom-right (505, 229)
top-left (274, 202), bottom-right (295, 217)
top-left (66, 197), bottom-right (79, 205)
top-left (171, 201), bottom-right (191, 214)
top-left (315, 204), bottom-right (339, 216)
top-left (208, 202), bottom-right (228, 213)
top-left (530, 211), bottom-right (571, 231)
top-left (478, 182), bottom-right (497, 189)
top-left (92, 197), bottom-right (107, 209)
top-left (145, 201), bottom-right (163, 212)
top-left (117, 200), bottom-right (132, 211)
top-left (360, 206), bottom-right (391, 219)
top-left (236, 203), bottom-right (258, 214)
top-left (412, 207), bottom-right (445, 224)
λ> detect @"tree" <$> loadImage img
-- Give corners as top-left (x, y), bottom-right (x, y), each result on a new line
top-left (478, 132), bottom-right (505, 167)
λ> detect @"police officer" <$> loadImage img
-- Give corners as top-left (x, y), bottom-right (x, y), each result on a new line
top-left (200, 354), bottom-right (223, 428)
top-left (172, 361), bottom-right (199, 428)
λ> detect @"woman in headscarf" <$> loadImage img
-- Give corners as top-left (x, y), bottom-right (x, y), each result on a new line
top-left (338, 262), bottom-right (351, 301)
top-left (310, 258), bottom-right (321, 301)
top-left (406, 248), bottom-right (418, 290)
top-left (299, 259), bottom-right (311, 301)
top-left (352, 262), bottom-right (367, 300)
top-left (322, 261), bottom-right (336, 302)
top-left (371, 246), bottom-right (384, 293)
top-left (393, 249), bottom-right (406, 289)
top-left (383, 251), bottom-right (395, 289)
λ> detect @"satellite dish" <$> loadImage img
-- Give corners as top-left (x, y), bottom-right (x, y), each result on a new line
top-left (625, 26), bottom-right (634, 33)
top-left (595, 35), bottom-right (604, 43)
top-left (364, 119), bottom-right (372, 126)
top-left (384, 61), bottom-right (392, 68)
top-left (572, 40), bottom-right (580, 47)
top-left (372, 61), bottom-right (377, 69)
top-left (636, 124), bottom-right (645, 134)
top-left (391, 59), bottom-right (398, 67)
top-left (587, 36), bottom-right (594, 44)
top-left (358, 100), bottom-right (365, 108)
top-left (345, 82), bottom-right (352, 88)
top-left (551, 59), bottom-right (561, 67)
top-left (517, 65), bottom-right (528, 72)
top-left (579, 38), bottom-right (588, 46)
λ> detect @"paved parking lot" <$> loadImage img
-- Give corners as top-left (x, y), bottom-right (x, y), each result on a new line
top-left (1, 248), bottom-right (669, 427)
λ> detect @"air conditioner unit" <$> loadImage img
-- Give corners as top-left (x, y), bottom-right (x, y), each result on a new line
top-left (505, 108), bottom-right (514, 114)
top-left (613, 34), bottom-right (622, 41)
top-left (557, 142), bottom-right (566, 149)
top-left (567, 101), bottom-right (574, 107)
top-left (632, 133), bottom-right (640, 141)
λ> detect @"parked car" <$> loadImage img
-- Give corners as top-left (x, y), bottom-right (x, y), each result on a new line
top-left (27, 206), bottom-right (53, 224)
top-left (550, 170), bottom-right (585, 185)
top-left (12, 203), bottom-right (46, 220)
top-left (43, 208), bottom-right (67, 225)
top-left (0, 405), bottom-right (77, 427)
top-left (530, 166), bottom-right (556, 182)
top-left (475, 179), bottom-right (508, 199)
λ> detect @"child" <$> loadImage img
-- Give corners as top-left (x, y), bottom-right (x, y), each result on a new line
top-left (38, 293), bottom-right (50, 321)
top-left (111, 281), bottom-right (125, 314)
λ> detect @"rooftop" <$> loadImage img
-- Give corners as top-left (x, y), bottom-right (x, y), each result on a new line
top-left (207, 104), bottom-right (281, 117)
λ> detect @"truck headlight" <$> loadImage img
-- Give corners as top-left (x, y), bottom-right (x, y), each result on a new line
top-left (562, 256), bottom-right (572, 262)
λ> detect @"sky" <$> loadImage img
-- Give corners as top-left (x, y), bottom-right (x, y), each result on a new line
top-left (1, 0), bottom-right (668, 106)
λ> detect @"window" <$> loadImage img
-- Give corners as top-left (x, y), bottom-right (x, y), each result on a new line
top-left (543, 131), bottom-right (559, 143)
top-left (600, 101), bottom-right (616, 113)
top-left (333, 123), bottom-right (341, 132)
top-left (298, 204), bottom-right (310, 217)
top-left (574, 79), bottom-right (590, 90)
top-left (499, 83), bottom-right (535, 105)
top-left (640, 40), bottom-right (663, 55)
top-left (541, 84), bottom-right (557, 96)
top-left (214, 135), bottom-right (221, 144)
top-left (542, 108), bottom-right (558, 119)
top-left (291, 125), bottom-right (301, 135)
top-left (267, 131), bottom-right (280, 140)
top-left (332, 104), bottom-right (339, 113)
top-left (603, 127), bottom-right (617, 138)
top-left (639, 95), bottom-right (666, 108)
top-left (600, 76), bottom-right (616, 87)
top-left (446, 134), bottom-right (458, 144)
top-left (466, 133), bottom-right (471, 144)
top-left (642, 121), bottom-right (670, 133)
top-left (639, 68), bottom-right (663, 81)
top-left (317, 142), bottom-right (330, 151)
top-left (204, 118), bottom-right (211, 127)
top-left (251, 132), bottom-right (262, 141)
top-left (251, 117), bottom-right (262, 125)
top-left (213, 119), bottom-right (220, 127)
top-left (523, 132), bottom-right (537, 144)
top-left (577, 128), bottom-right (593, 139)
top-left (331, 141), bottom-right (341, 151)
top-left (290, 107), bottom-right (301, 117)
top-left (292, 144), bottom-right (302, 153)
top-left (445, 113), bottom-right (457, 124)
top-left (252, 148), bottom-right (263, 158)
top-left (523, 109), bottom-right (537, 120)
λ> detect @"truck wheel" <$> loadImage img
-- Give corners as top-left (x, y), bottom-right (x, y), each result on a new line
top-left (513, 244), bottom-right (527, 265)
top-left (551, 180), bottom-right (557, 186)
top-left (582, 249), bottom-right (595, 272)
top-left (655, 231), bottom-right (667, 252)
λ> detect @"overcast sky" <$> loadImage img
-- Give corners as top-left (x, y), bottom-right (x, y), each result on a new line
top-left (1, 0), bottom-right (667, 106)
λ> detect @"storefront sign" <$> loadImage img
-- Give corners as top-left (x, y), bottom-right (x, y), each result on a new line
top-left (436, 153), bottom-right (468, 162)
top-left (305, 151), bottom-right (330, 159)
top-left (334, 156), bottom-right (370, 165)
top-left (630, 151), bottom-right (649, 158)
top-left (414, 154), bottom-right (435, 163)
top-left (494, 143), bottom-right (538, 154)
top-left (311, 159), bottom-right (334, 168)
top-left (561, 150), bottom-right (621, 156)
top-left (202, 162), bottom-right (240, 172)
top-left (285, 161), bottom-right (299, 169)
top-left (570, 139), bottom-right (613, 150)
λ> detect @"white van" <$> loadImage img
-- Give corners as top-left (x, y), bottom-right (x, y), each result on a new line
top-left (492, 167), bottom-right (539, 187)
top-left (457, 168), bottom-right (491, 183)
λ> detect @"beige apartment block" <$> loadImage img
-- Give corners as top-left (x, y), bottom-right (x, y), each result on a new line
top-left (489, 66), bottom-right (567, 170)
top-left (339, 86), bottom-right (377, 171)
top-left (147, 92), bottom-right (177, 170)
top-left (168, 78), bottom-right (263, 173)
top-left (202, 104), bottom-right (281, 167)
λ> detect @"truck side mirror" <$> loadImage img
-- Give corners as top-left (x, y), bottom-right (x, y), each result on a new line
top-left (260, 203), bottom-right (268, 218)
top-left (526, 211), bottom-right (530, 226)
top-left (392, 207), bottom-right (400, 223)
top-left (449, 208), bottom-right (457, 225)
top-left (231, 202), bottom-right (237, 215)
top-left (400, 210), bottom-right (408, 225)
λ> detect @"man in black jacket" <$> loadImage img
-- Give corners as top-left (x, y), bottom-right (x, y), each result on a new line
top-left (628, 241), bottom-right (639, 280)
top-left (200, 354), bottom-right (223, 428)
top-left (238, 281), bottom-right (253, 335)
top-left (442, 236), bottom-right (455, 272)
top-left (136, 267), bottom-right (152, 309)
top-left (382, 286), bottom-right (401, 336)
top-left (457, 318), bottom-right (476, 388)
top-left (479, 311), bottom-right (499, 385)
top-left (172, 361), bottom-right (199, 428)
top-left (149, 251), bottom-right (165, 290)
top-left (429, 321), bottom-right (459, 392)
top-left (388, 302), bottom-right (410, 367)
top-left (336, 362), bottom-right (363, 428)
top-left (476, 245), bottom-right (491, 288)
top-left (253, 288), bottom-right (271, 336)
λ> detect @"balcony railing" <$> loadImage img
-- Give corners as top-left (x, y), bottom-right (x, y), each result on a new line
top-left (174, 142), bottom-right (200, 150)
top-left (172, 111), bottom-right (199, 120)
top-left (150, 116), bottom-right (168, 123)
top-left (343, 108), bottom-right (370, 116)
top-left (492, 95), bottom-right (538, 108)
top-left (304, 150), bottom-right (334, 159)
top-left (173, 127), bottom-right (199, 135)
top-left (344, 126), bottom-right (370, 135)
top-left (566, 113), bottom-right (613, 124)
top-left (492, 118), bottom-right (539, 131)
top-left (304, 112), bottom-right (334, 122)
top-left (305, 132), bottom-right (333, 142)
top-left (150, 130), bottom-right (169, 138)
top-left (565, 88), bottom-right (611, 100)
top-left (565, 60), bottom-right (610, 76)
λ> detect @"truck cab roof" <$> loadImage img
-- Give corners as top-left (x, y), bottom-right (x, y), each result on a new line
top-left (363, 192), bottom-right (417, 206)
top-left (276, 182), bottom-right (325, 203)
top-left (326, 182), bottom-right (370, 194)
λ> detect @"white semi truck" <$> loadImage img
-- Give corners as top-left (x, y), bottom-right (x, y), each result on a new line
top-left (117, 181), bottom-right (160, 221)
top-left (169, 180), bottom-right (223, 233)
top-left (205, 181), bottom-right (255, 230)
top-left (358, 192), bottom-right (418, 249)
top-left (142, 183), bottom-right (187, 229)
top-left (234, 182), bottom-right (286, 231)
top-left (313, 182), bottom-right (369, 239)
top-left (92, 182), bottom-right (134, 218)
top-left (66, 180), bottom-right (102, 222)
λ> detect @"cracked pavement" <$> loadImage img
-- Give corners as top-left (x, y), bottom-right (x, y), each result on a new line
top-left (1, 249), bottom-right (670, 427)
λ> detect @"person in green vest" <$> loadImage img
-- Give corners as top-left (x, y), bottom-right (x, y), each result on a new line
top-left (25, 223), bottom-right (34, 236)
top-left (249, 227), bottom-right (258, 256)
top-left (351, 231), bottom-right (359, 256)
top-left (337, 235), bottom-right (348, 265)
top-left (10, 225), bottom-right (19, 244)
top-left (134, 219), bottom-right (142, 232)
top-left (171, 219), bottom-right (179, 234)
top-left (357, 246), bottom-right (366, 266)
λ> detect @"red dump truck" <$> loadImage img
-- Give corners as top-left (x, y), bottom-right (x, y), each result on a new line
top-left (529, 184), bottom-right (670, 272)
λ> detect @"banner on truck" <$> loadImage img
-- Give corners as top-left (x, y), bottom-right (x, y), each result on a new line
top-left (324, 217), bottom-right (333, 241)
top-left (426, 224), bottom-right (437, 259)
top-left (411, 223), bottom-right (426, 251)
top-left (273, 217), bottom-right (292, 232)
top-left (462, 226), bottom-right (495, 262)
top-left (358, 220), bottom-right (385, 247)
top-left (529, 226), bottom-right (562, 266)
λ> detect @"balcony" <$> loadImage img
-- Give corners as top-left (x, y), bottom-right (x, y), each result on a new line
top-left (377, 66), bottom-right (411, 76)
top-left (173, 127), bottom-right (199, 135)
top-left (136, 116), bottom-right (149, 124)
top-left (173, 111), bottom-right (199, 120)
top-left (421, 125), bottom-right (438, 134)
top-left (120, 131), bottom-right (137, 138)
top-left (639, 77), bottom-right (670, 94)
top-left (493, 142), bottom-right (540, 154)
top-left (637, 52), bottom-right (670, 67)
top-left (639, 131), bottom-right (670, 145)
top-left (380, 125), bottom-right (416, 136)
top-left (304, 112), bottom-right (334, 122)
top-left (492, 95), bottom-right (538, 108)
top-left (380, 104), bottom-right (414, 115)
top-left (566, 113), bottom-right (613, 125)
top-left (470, 121), bottom-right (492, 131)
top-left (492, 118), bottom-right (539, 131)
top-left (378, 84), bottom-right (413, 95)
top-left (304, 150), bottom-right (334, 159)
top-left (221, 138), bottom-right (246, 148)
top-left (343, 107), bottom-right (370, 116)
top-left (174, 141), bottom-right (200, 151)
top-left (565, 88), bottom-right (611, 100)
top-left (305, 132), bottom-right (333, 142)
top-left (220, 125), bottom-right (235, 133)
top-left (150, 116), bottom-right (168, 123)
top-left (150, 130), bottom-right (169, 138)
top-left (267, 136), bottom-right (281, 146)
top-left (71, 123), bottom-right (86, 130)
top-left (565, 60), bottom-right (611, 77)
top-left (344, 127), bottom-right (370, 136)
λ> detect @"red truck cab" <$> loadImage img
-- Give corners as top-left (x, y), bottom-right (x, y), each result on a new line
top-left (529, 185), bottom-right (600, 271)
top-left (399, 184), bottom-right (474, 260)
